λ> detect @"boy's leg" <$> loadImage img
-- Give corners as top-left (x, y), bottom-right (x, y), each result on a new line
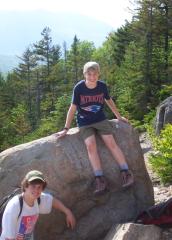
top-left (80, 126), bottom-right (108, 194)
top-left (85, 135), bottom-right (108, 195)
top-left (93, 120), bottom-right (134, 187)
top-left (84, 135), bottom-right (102, 172)
top-left (101, 134), bottom-right (127, 166)
top-left (100, 134), bottom-right (134, 187)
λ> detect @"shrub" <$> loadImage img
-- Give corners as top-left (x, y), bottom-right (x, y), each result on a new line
top-left (149, 124), bottom-right (172, 184)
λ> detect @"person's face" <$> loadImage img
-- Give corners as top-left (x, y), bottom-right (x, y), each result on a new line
top-left (84, 69), bottom-right (99, 83)
top-left (25, 183), bottom-right (44, 200)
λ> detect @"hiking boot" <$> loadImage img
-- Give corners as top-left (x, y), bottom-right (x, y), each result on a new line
top-left (94, 176), bottom-right (108, 196)
top-left (120, 169), bottom-right (134, 188)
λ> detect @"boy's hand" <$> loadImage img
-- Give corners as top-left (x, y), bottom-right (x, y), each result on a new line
top-left (55, 129), bottom-right (68, 138)
top-left (52, 197), bottom-right (76, 229)
top-left (65, 209), bottom-right (76, 229)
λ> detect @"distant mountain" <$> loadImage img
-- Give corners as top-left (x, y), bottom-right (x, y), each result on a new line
top-left (0, 55), bottom-right (19, 73)
top-left (0, 10), bottom-right (113, 55)
top-left (0, 10), bottom-right (114, 73)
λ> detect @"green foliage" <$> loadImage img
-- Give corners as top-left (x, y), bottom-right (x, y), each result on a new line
top-left (144, 109), bottom-right (156, 131)
top-left (144, 110), bottom-right (156, 125)
top-left (113, 42), bottom-right (147, 120)
top-left (0, 112), bottom-right (16, 151)
top-left (54, 94), bottom-right (74, 130)
top-left (1, 1), bottom-right (172, 152)
top-left (23, 94), bottom-right (74, 141)
top-left (158, 85), bottom-right (172, 101)
top-left (33, 27), bottom-right (61, 75)
top-left (67, 36), bottom-right (96, 83)
top-left (149, 124), bottom-right (172, 184)
top-left (0, 104), bottom-right (31, 151)
top-left (10, 104), bottom-right (31, 141)
top-left (130, 119), bottom-right (145, 133)
top-left (24, 117), bottom-right (56, 141)
top-left (108, 22), bottom-right (134, 66)
top-left (92, 41), bottom-right (116, 85)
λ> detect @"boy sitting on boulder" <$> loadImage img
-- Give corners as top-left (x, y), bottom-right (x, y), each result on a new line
top-left (56, 61), bottom-right (134, 195)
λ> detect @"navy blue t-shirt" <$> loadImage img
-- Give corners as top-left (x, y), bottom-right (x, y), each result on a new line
top-left (72, 80), bottom-right (110, 127)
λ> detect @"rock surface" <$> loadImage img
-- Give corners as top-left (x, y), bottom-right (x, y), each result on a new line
top-left (104, 223), bottom-right (163, 240)
top-left (0, 120), bottom-right (154, 240)
top-left (103, 132), bottom-right (172, 240)
top-left (155, 96), bottom-right (172, 135)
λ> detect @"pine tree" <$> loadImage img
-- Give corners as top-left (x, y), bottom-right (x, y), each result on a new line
top-left (33, 27), bottom-right (61, 76)
top-left (70, 35), bottom-right (80, 83)
top-left (10, 104), bottom-right (31, 142)
top-left (67, 36), bottom-right (95, 84)
top-left (15, 47), bottom-right (37, 127)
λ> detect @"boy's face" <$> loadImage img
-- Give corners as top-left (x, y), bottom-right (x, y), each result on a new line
top-left (25, 183), bottom-right (44, 200)
top-left (84, 69), bottom-right (99, 83)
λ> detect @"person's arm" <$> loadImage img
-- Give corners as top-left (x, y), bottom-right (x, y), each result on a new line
top-left (56, 103), bottom-right (77, 138)
top-left (2, 198), bottom-right (19, 240)
top-left (105, 98), bottom-right (128, 122)
top-left (52, 197), bottom-right (76, 229)
top-left (64, 103), bottom-right (77, 129)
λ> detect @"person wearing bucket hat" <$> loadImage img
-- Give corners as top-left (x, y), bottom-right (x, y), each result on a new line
top-left (0, 170), bottom-right (76, 240)
top-left (56, 61), bottom-right (134, 195)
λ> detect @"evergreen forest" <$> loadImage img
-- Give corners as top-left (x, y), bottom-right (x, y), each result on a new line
top-left (0, 0), bottom-right (172, 156)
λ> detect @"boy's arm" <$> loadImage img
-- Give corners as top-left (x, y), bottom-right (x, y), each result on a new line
top-left (2, 201), bottom-right (19, 240)
top-left (52, 197), bottom-right (76, 229)
top-left (56, 103), bottom-right (77, 138)
top-left (105, 98), bottom-right (128, 122)
top-left (64, 103), bottom-right (77, 129)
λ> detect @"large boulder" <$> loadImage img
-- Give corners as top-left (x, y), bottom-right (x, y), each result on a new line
top-left (155, 96), bottom-right (172, 135)
top-left (104, 223), bottom-right (163, 240)
top-left (0, 120), bottom-right (154, 240)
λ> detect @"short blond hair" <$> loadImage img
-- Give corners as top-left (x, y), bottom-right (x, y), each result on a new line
top-left (83, 62), bottom-right (100, 74)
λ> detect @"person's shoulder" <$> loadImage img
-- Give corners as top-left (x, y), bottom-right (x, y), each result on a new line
top-left (8, 195), bottom-right (20, 205)
top-left (98, 80), bottom-right (107, 87)
top-left (40, 192), bottom-right (52, 197)
top-left (39, 192), bottom-right (53, 210)
top-left (74, 80), bottom-right (85, 89)
top-left (5, 195), bottom-right (20, 210)
top-left (38, 192), bottom-right (53, 213)
top-left (40, 192), bottom-right (53, 201)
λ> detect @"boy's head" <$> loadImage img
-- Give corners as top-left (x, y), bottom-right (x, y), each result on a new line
top-left (83, 62), bottom-right (100, 75)
top-left (21, 170), bottom-right (47, 192)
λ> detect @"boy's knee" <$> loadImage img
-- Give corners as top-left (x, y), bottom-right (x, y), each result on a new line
top-left (85, 140), bottom-right (96, 152)
top-left (107, 139), bottom-right (119, 150)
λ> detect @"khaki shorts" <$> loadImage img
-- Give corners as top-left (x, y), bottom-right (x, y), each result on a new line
top-left (79, 119), bottom-right (113, 141)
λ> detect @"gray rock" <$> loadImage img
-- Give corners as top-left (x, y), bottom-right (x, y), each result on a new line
top-left (155, 96), bottom-right (172, 135)
top-left (104, 223), bottom-right (163, 240)
top-left (0, 120), bottom-right (154, 240)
